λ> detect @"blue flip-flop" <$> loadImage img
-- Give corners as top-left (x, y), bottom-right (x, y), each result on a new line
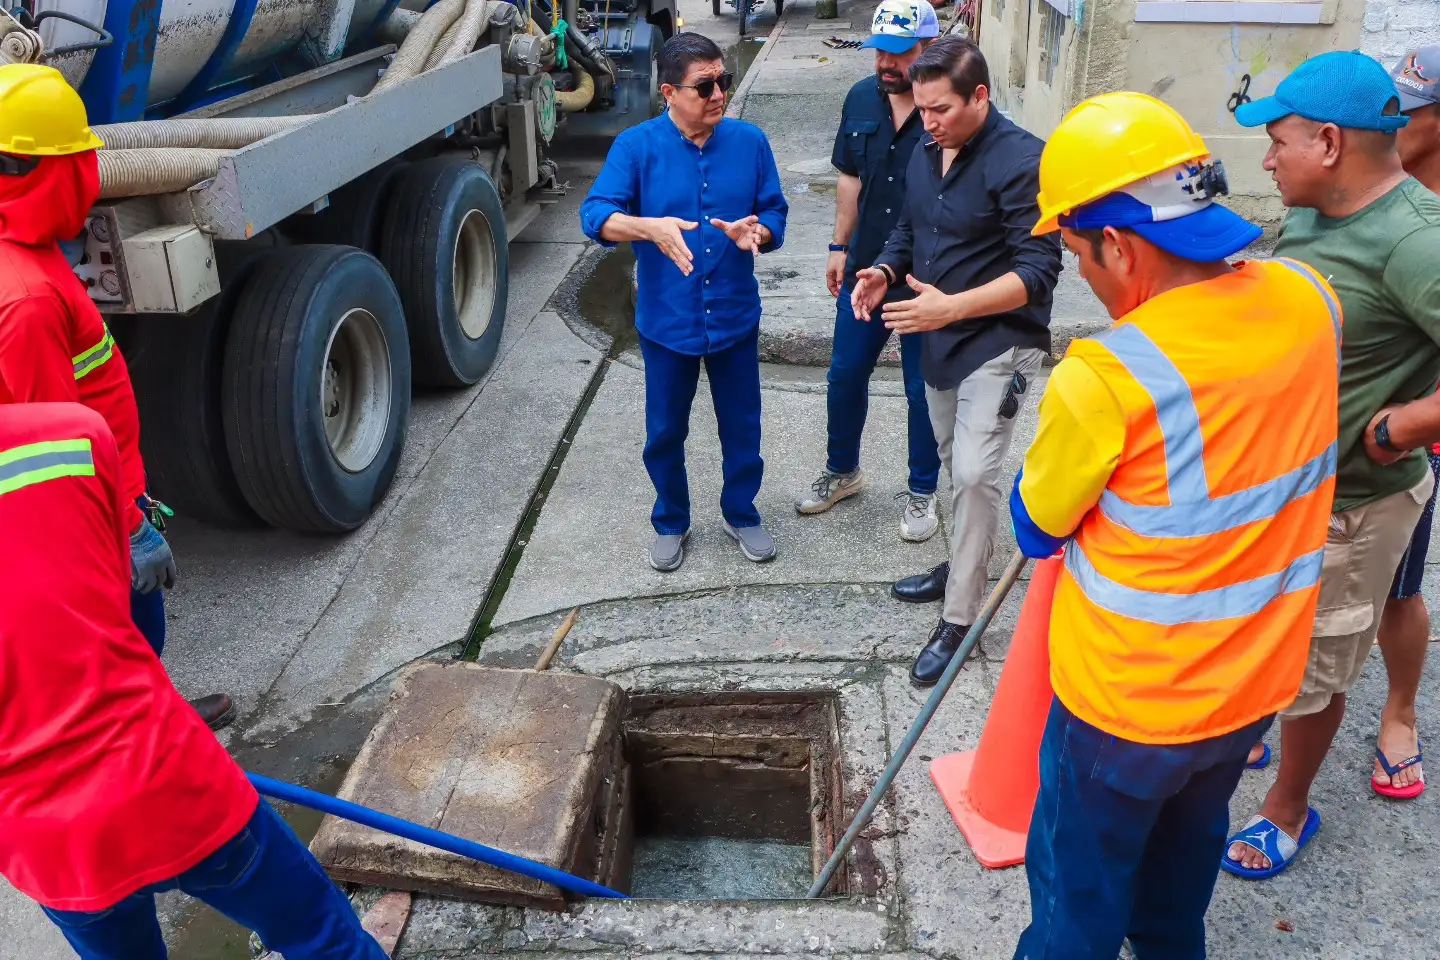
top-left (1220, 808), bottom-right (1321, 880)
top-left (1246, 743), bottom-right (1271, 770)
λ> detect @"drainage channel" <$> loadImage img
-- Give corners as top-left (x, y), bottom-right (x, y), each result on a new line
top-left (461, 246), bottom-right (638, 658)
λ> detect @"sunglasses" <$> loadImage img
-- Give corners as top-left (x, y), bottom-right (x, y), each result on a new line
top-left (672, 72), bottom-right (734, 99)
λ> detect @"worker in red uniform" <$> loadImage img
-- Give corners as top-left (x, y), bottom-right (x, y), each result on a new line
top-left (0, 401), bottom-right (388, 960)
top-left (0, 63), bottom-right (232, 727)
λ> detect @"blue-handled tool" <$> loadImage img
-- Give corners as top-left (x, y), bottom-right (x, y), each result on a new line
top-left (247, 773), bottom-right (629, 900)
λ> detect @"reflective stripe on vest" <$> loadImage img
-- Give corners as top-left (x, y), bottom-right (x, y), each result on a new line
top-left (0, 438), bottom-right (96, 497)
top-left (1065, 540), bottom-right (1325, 626)
top-left (1093, 323), bottom-right (1338, 539)
top-left (72, 326), bottom-right (115, 380)
top-left (1272, 257), bottom-right (1343, 376)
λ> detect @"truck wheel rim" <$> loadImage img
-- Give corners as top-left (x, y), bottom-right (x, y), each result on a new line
top-left (322, 307), bottom-right (393, 473)
top-left (454, 208), bottom-right (498, 340)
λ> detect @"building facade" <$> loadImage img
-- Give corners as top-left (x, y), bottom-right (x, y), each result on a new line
top-left (978, 0), bottom-right (1440, 225)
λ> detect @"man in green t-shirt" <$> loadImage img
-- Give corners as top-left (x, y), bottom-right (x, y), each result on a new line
top-left (1221, 51), bottom-right (1440, 880)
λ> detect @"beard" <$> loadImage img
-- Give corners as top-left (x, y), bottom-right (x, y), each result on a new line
top-left (877, 70), bottom-right (911, 94)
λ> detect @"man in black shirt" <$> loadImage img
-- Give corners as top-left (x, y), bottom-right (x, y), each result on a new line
top-left (853, 36), bottom-right (1062, 686)
top-left (795, 0), bottom-right (942, 544)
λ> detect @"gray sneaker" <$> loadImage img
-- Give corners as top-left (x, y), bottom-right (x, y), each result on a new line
top-left (898, 490), bottom-right (939, 542)
top-left (650, 529), bottom-right (689, 572)
top-left (723, 520), bottom-right (776, 562)
top-left (796, 468), bottom-right (866, 514)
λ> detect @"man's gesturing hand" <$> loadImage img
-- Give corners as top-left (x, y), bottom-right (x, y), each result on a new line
top-left (883, 275), bottom-right (959, 333)
top-left (711, 215), bottom-right (767, 253)
top-left (851, 267), bottom-right (889, 321)
top-left (644, 217), bottom-right (699, 275)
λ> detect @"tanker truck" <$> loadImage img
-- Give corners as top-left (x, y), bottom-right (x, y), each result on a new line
top-left (0, 0), bottom-right (673, 532)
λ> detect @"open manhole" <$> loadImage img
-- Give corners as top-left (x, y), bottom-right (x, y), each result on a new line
top-left (310, 666), bottom-right (847, 907)
top-left (624, 691), bottom-right (846, 900)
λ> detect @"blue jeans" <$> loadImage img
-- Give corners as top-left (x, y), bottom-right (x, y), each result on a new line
top-left (639, 327), bottom-right (763, 535)
top-left (43, 799), bottom-right (386, 960)
top-left (130, 497), bottom-right (166, 657)
top-left (1014, 697), bottom-right (1274, 960)
top-left (826, 291), bottom-right (939, 495)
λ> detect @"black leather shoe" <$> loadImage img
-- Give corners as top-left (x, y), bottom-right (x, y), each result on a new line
top-left (909, 619), bottom-right (973, 687)
top-left (189, 693), bottom-right (235, 731)
top-left (892, 562), bottom-right (949, 604)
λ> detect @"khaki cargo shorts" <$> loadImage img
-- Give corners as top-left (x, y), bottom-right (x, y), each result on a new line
top-left (1282, 470), bottom-right (1436, 718)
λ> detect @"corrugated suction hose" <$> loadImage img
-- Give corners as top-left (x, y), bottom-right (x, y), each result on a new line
top-left (554, 66), bottom-right (594, 112)
top-left (97, 149), bottom-right (231, 199)
top-left (94, 117), bottom-right (303, 151)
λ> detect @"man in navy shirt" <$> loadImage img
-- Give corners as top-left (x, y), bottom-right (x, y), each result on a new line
top-left (581, 33), bottom-right (788, 572)
top-left (796, 0), bottom-right (942, 545)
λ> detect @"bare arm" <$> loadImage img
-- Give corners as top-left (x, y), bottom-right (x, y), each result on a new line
top-left (827, 174), bottom-right (861, 297)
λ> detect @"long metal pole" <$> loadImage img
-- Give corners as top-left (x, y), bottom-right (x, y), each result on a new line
top-left (249, 774), bottom-right (628, 899)
top-left (806, 550), bottom-right (1029, 898)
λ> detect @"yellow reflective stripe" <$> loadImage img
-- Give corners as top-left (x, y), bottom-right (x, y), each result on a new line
top-left (0, 438), bottom-right (95, 497)
top-left (72, 326), bottom-right (115, 380)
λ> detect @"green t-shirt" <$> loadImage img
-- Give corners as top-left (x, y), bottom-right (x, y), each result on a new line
top-left (1275, 178), bottom-right (1440, 512)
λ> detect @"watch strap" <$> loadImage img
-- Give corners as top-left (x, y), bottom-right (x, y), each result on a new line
top-left (1376, 414), bottom-right (1402, 453)
top-left (828, 243), bottom-right (848, 252)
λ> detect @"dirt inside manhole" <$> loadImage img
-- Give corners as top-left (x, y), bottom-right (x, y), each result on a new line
top-left (622, 691), bottom-right (846, 900)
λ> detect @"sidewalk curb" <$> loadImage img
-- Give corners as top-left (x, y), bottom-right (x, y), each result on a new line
top-left (725, 0), bottom-right (795, 119)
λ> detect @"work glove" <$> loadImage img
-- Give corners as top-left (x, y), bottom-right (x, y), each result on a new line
top-left (131, 517), bottom-right (177, 594)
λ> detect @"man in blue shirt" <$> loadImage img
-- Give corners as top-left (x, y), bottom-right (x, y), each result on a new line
top-left (796, 0), bottom-right (942, 545)
top-left (580, 33), bottom-right (788, 572)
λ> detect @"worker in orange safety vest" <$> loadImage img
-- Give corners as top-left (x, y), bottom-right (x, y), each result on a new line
top-left (1006, 93), bottom-right (1341, 959)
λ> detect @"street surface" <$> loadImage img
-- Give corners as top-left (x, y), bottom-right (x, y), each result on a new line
top-left (5, 1), bottom-right (1438, 957)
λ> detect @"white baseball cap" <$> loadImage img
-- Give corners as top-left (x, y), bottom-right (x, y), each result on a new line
top-left (860, 0), bottom-right (940, 55)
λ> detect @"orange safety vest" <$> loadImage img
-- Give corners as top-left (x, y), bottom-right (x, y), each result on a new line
top-left (1050, 258), bottom-right (1341, 744)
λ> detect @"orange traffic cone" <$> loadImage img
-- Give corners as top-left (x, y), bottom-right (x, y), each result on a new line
top-left (930, 554), bottom-right (1061, 868)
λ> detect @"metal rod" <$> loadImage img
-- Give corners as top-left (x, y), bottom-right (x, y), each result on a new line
top-left (806, 550), bottom-right (1030, 898)
top-left (249, 774), bottom-right (628, 899)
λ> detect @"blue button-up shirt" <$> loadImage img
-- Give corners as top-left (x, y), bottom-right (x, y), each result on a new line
top-left (579, 113), bottom-right (788, 356)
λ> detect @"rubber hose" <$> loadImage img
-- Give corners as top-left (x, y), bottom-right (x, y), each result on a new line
top-left (370, 0), bottom-right (465, 95)
top-left (93, 117), bottom-right (302, 151)
top-left (564, 30), bottom-right (614, 82)
top-left (427, 0), bottom-right (491, 69)
top-left (554, 66), bottom-right (594, 112)
top-left (97, 148), bottom-right (229, 199)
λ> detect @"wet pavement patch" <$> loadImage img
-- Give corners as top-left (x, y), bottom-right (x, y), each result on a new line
top-left (575, 246), bottom-right (638, 355)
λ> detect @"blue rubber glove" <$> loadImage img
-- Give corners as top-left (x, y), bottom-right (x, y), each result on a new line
top-left (130, 517), bottom-right (177, 594)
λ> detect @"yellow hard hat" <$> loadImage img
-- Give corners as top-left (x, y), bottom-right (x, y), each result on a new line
top-left (1033, 92), bottom-right (1210, 236)
top-left (0, 63), bottom-right (105, 157)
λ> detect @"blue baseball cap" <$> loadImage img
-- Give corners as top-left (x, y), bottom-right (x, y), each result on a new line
top-left (1059, 162), bottom-right (1262, 262)
top-left (1234, 50), bottom-right (1408, 132)
top-left (860, 0), bottom-right (940, 54)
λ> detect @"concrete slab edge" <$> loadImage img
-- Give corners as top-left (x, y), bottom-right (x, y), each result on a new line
top-left (725, 0), bottom-right (794, 120)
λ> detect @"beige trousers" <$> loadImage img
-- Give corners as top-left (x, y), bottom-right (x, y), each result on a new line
top-left (927, 346), bottom-right (1047, 626)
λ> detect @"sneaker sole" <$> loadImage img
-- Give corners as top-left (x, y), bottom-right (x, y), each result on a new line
top-left (899, 522), bottom-right (939, 543)
top-left (795, 479), bottom-right (866, 515)
top-left (649, 532), bottom-right (689, 572)
top-left (722, 522), bottom-right (776, 563)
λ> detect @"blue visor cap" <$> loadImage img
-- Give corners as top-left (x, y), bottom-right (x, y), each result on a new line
top-left (1235, 50), bottom-right (1408, 132)
top-left (1060, 192), bottom-right (1262, 262)
top-left (860, 33), bottom-right (921, 53)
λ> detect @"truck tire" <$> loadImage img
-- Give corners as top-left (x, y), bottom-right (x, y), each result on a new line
top-left (222, 245), bottom-right (411, 534)
top-left (381, 158), bottom-right (508, 388)
top-left (286, 160), bottom-right (410, 254)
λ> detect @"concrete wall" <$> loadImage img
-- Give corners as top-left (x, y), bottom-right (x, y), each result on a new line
top-left (979, 0), bottom-right (1440, 225)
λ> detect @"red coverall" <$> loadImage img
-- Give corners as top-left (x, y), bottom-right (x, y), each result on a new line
top-left (0, 150), bottom-right (145, 527)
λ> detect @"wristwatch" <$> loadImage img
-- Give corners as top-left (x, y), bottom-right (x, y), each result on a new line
top-left (828, 243), bottom-right (848, 252)
top-left (1375, 414), bottom-right (1403, 453)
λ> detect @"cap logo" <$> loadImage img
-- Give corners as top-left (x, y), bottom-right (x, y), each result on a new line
top-left (1397, 52), bottom-right (1437, 93)
top-left (875, 4), bottom-right (919, 33)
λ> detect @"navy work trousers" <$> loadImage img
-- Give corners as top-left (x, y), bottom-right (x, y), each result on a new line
top-left (43, 799), bottom-right (387, 960)
top-left (639, 326), bottom-right (763, 535)
top-left (826, 290), bottom-right (940, 495)
top-left (1014, 697), bottom-right (1273, 960)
